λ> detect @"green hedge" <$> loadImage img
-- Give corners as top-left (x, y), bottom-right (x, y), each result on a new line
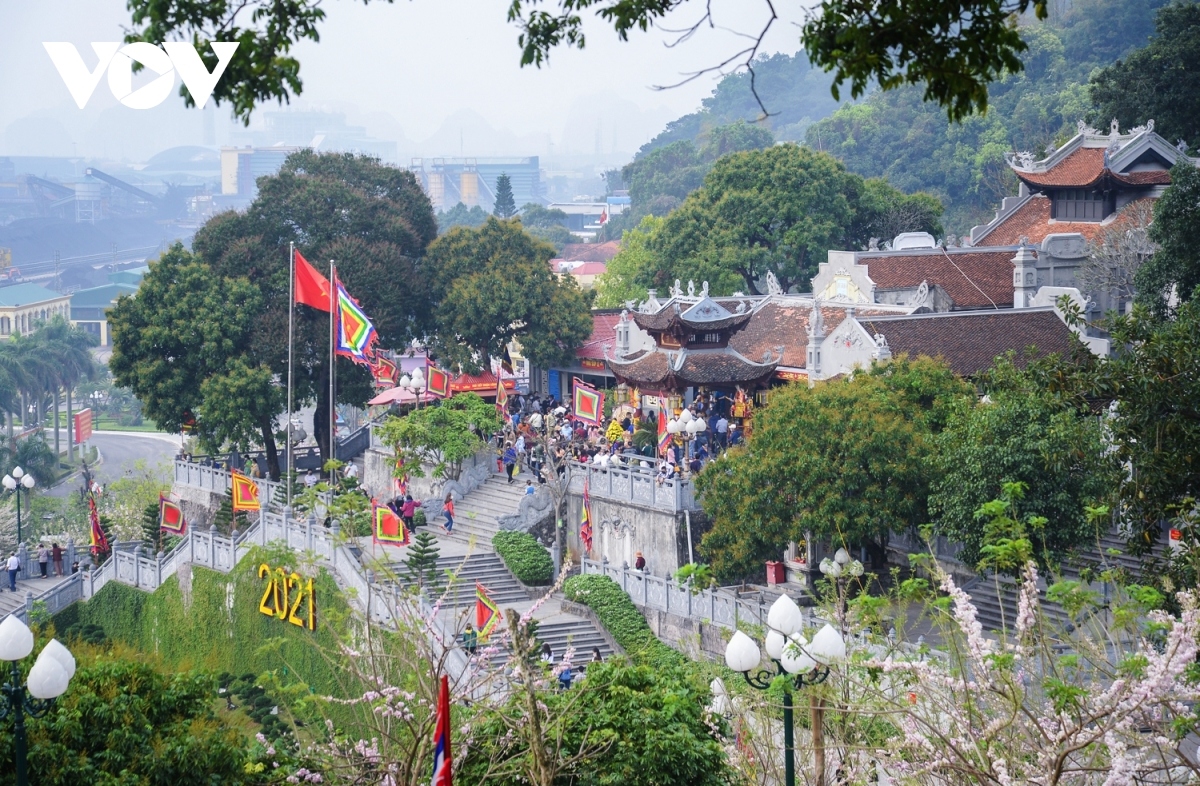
top-left (563, 574), bottom-right (685, 669)
top-left (53, 545), bottom-right (370, 733)
top-left (493, 530), bottom-right (554, 585)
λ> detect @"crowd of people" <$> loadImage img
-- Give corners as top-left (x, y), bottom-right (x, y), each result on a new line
top-left (488, 391), bottom-right (741, 487)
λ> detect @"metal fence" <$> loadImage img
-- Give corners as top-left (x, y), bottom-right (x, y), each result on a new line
top-left (567, 461), bottom-right (698, 512)
top-left (581, 558), bottom-right (784, 630)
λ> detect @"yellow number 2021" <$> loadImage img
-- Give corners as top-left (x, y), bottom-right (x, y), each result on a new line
top-left (257, 563), bottom-right (317, 631)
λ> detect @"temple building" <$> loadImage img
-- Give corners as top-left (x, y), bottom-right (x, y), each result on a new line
top-left (811, 121), bottom-right (1197, 319)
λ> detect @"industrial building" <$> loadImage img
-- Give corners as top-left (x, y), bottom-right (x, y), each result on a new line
top-left (408, 157), bottom-right (544, 212)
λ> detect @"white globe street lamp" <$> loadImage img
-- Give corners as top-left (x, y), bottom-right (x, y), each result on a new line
top-left (723, 593), bottom-right (845, 786)
top-left (0, 615), bottom-right (75, 786)
top-left (2, 467), bottom-right (36, 544)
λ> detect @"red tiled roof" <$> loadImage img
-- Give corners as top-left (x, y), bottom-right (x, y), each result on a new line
top-left (570, 262), bottom-right (608, 275)
top-left (865, 251), bottom-right (1017, 309)
top-left (1014, 147), bottom-right (1172, 189)
top-left (1116, 170), bottom-right (1172, 185)
top-left (730, 303), bottom-right (849, 369)
top-left (608, 349), bottom-right (777, 387)
top-left (1016, 148), bottom-right (1106, 188)
top-left (858, 310), bottom-right (1079, 376)
top-left (558, 241), bottom-right (621, 263)
top-left (576, 311), bottom-right (622, 360)
top-left (979, 195), bottom-right (1153, 246)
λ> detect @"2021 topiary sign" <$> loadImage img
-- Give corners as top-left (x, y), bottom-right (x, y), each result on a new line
top-left (257, 563), bottom-right (317, 631)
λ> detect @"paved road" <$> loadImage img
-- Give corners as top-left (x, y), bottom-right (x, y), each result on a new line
top-left (47, 430), bottom-right (181, 498)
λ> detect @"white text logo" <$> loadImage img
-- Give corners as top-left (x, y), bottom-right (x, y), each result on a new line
top-left (43, 41), bottom-right (239, 110)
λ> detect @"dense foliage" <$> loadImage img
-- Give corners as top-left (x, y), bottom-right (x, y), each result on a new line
top-left (493, 530), bottom-right (554, 585)
top-left (598, 145), bottom-right (941, 298)
top-left (928, 358), bottom-right (1115, 569)
top-left (461, 659), bottom-right (733, 786)
top-left (376, 393), bottom-right (500, 482)
top-left (697, 357), bottom-right (969, 581)
top-left (421, 217), bottom-right (594, 373)
top-left (1, 652), bottom-right (308, 786)
top-left (563, 573), bottom-right (685, 669)
top-left (437, 202), bottom-right (489, 234)
top-left (1136, 163), bottom-right (1200, 318)
top-left (1090, 1), bottom-right (1200, 150)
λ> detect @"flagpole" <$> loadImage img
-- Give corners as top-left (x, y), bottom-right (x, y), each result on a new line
top-left (287, 242), bottom-right (295, 511)
top-left (329, 261), bottom-right (336, 489)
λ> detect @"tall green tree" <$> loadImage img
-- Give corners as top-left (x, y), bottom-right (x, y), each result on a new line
top-left (437, 202), bottom-right (490, 234)
top-left (110, 245), bottom-right (286, 472)
top-left (593, 215), bottom-right (663, 308)
top-left (1135, 163), bottom-right (1200, 318)
top-left (421, 217), bottom-right (593, 373)
top-left (189, 150), bottom-right (437, 469)
top-left (697, 357), bottom-right (969, 581)
top-left (928, 357), bottom-right (1115, 570)
top-left (493, 173), bottom-right (517, 219)
top-left (645, 144), bottom-right (941, 295)
top-left (1090, 2), bottom-right (1200, 150)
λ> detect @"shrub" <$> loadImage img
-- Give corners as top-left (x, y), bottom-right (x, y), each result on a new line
top-left (563, 574), bottom-right (685, 669)
top-left (493, 530), bottom-right (554, 585)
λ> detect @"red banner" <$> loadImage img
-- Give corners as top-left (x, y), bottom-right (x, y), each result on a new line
top-left (74, 408), bottom-right (93, 444)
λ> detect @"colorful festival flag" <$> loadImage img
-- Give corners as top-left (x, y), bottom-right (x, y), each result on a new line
top-left (333, 273), bottom-right (378, 365)
top-left (475, 582), bottom-right (501, 640)
top-left (372, 500), bottom-right (410, 546)
top-left (231, 471), bottom-right (261, 511)
top-left (159, 494), bottom-right (187, 535)
top-left (88, 495), bottom-right (108, 555)
top-left (294, 250), bottom-right (332, 311)
top-left (426, 362), bottom-right (451, 398)
top-left (572, 378), bottom-right (603, 425)
top-left (432, 674), bottom-right (453, 786)
top-left (581, 478), bottom-right (593, 555)
top-left (369, 350), bottom-right (399, 388)
top-left (657, 409), bottom-right (671, 455)
top-left (495, 373), bottom-right (508, 414)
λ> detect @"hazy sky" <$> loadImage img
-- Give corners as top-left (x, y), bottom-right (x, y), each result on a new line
top-left (0, 0), bottom-right (816, 161)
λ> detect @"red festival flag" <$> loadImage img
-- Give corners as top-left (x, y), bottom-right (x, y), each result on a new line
top-left (231, 471), bottom-right (260, 511)
top-left (159, 494), bottom-right (187, 535)
top-left (427, 362), bottom-right (451, 398)
top-left (433, 675), bottom-right (453, 786)
top-left (657, 409), bottom-right (671, 455)
top-left (369, 351), bottom-right (399, 388)
top-left (372, 501), bottom-right (410, 546)
top-left (294, 250), bottom-right (332, 311)
top-left (495, 373), bottom-right (508, 414)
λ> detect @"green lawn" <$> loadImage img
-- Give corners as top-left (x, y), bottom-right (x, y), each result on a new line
top-left (92, 415), bottom-right (165, 433)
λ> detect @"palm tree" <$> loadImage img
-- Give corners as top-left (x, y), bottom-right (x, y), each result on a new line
top-left (30, 318), bottom-right (97, 461)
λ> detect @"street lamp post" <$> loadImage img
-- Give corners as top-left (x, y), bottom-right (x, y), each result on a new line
top-left (2, 468), bottom-right (37, 545)
top-left (0, 615), bottom-right (76, 786)
top-left (724, 594), bottom-right (847, 786)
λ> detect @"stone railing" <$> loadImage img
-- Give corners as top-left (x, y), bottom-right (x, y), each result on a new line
top-left (567, 461), bottom-right (698, 512)
top-left (581, 558), bottom-right (782, 630)
top-left (173, 461), bottom-right (233, 492)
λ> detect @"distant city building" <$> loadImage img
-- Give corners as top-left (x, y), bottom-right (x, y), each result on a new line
top-left (70, 267), bottom-right (147, 345)
top-left (230, 111), bottom-right (397, 160)
top-left (219, 146), bottom-right (305, 203)
top-left (0, 283), bottom-right (71, 337)
top-left (409, 158), bottom-right (543, 212)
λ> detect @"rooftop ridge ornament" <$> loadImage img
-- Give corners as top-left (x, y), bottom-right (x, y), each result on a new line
top-left (765, 270), bottom-right (783, 295)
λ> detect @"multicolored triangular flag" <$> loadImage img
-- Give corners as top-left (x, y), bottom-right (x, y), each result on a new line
top-left (88, 494), bottom-right (108, 556)
top-left (427, 362), bottom-right (451, 398)
top-left (231, 471), bottom-right (260, 511)
top-left (159, 494), bottom-right (187, 535)
top-left (581, 478), bottom-right (593, 555)
top-left (573, 378), bottom-right (603, 425)
top-left (333, 272), bottom-right (378, 366)
top-left (432, 674), bottom-right (453, 786)
top-left (475, 582), bottom-right (501, 640)
top-left (658, 409), bottom-right (671, 455)
top-left (372, 500), bottom-right (410, 546)
top-left (495, 373), bottom-right (508, 415)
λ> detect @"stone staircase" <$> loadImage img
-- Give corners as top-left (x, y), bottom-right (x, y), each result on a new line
top-left (439, 472), bottom-right (533, 547)
top-left (966, 528), bottom-right (1168, 632)
top-left (386, 551), bottom-right (615, 670)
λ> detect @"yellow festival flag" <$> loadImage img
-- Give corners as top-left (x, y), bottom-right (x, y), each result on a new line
top-left (231, 471), bottom-right (261, 511)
